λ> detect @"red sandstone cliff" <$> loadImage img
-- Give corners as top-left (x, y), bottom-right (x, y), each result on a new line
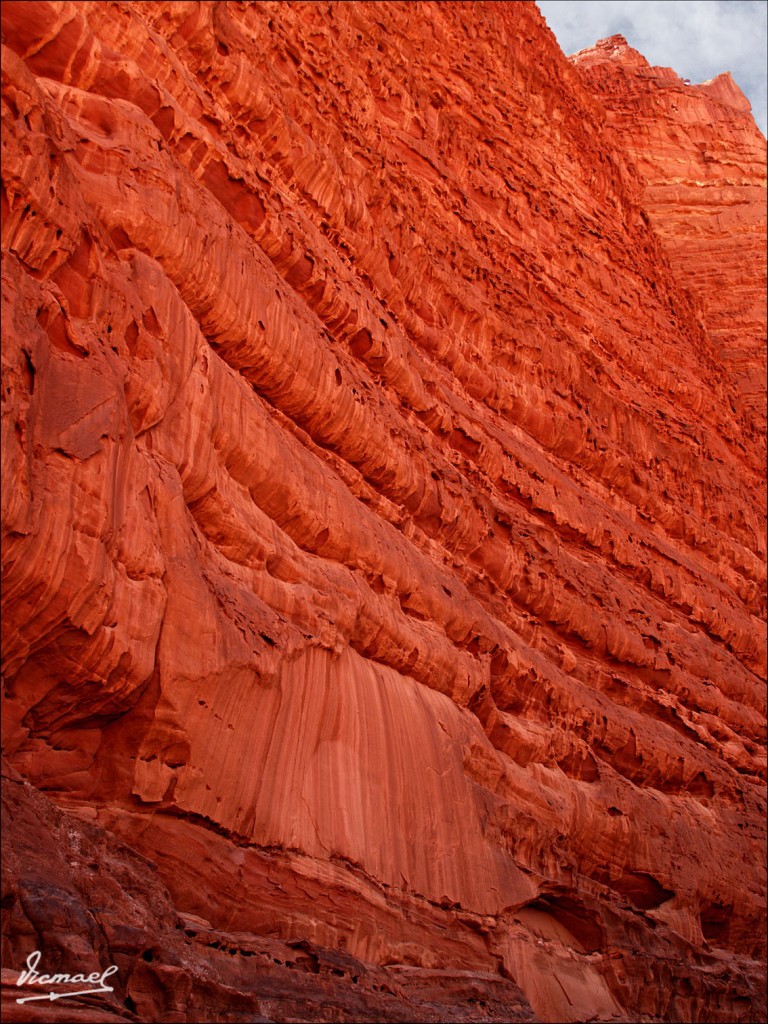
top-left (571, 34), bottom-right (767, 437)
top-left (1, 3), bottom-right (766, 1023)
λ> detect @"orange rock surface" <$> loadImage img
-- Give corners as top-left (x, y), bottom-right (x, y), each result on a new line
top-left (571, 34), bottom-right (768, 436)
top-left (1, 3), bottom-right (765, 1022)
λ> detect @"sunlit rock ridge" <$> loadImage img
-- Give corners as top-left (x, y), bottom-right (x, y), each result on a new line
top-left (1, 3), bottom-right (765, 1022)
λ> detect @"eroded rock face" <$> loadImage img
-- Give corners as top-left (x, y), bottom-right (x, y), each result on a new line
top-left (1, 3), bottom-right (765, 1023)
top-left (1, 759), bottom-right (535, 1023)
top-left (571, 34), bottom-right (768, 436)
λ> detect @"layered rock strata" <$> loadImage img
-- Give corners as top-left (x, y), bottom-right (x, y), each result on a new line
top-left (1, 2), bottom-right (766, 1022)
top-left (1, 759), bottom-right (535, 1023)
top-left (571, 34), bottom-right (768, 436)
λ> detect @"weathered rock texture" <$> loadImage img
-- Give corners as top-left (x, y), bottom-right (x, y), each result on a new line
top-left (571, 34), bottom-right (768, 436)
top-left (1, 2), bottom-right (766, 1022)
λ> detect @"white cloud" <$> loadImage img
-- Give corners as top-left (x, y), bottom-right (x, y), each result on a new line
top-left (538, 0), bottom-right (768, 136)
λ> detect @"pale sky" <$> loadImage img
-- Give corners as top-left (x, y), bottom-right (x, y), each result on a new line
top-left (538, 0), bottom-right (768, 137)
